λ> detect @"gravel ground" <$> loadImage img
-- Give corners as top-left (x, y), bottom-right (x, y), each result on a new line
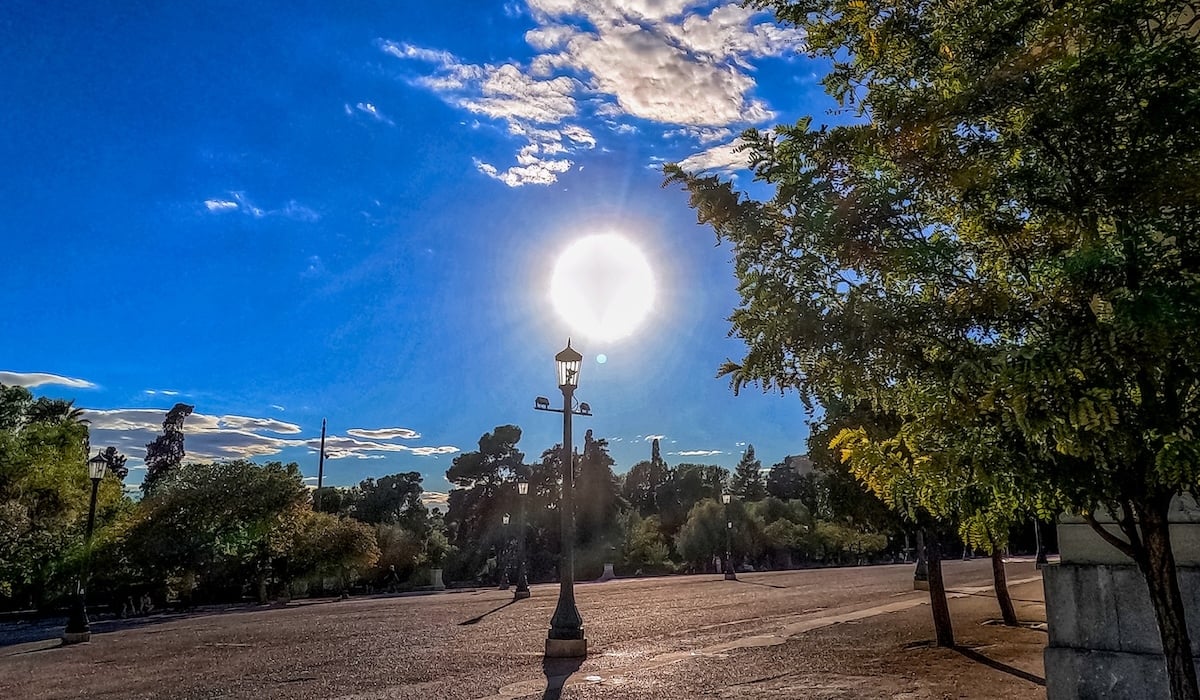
top-left (0, 559), bottom-right (1046, 699)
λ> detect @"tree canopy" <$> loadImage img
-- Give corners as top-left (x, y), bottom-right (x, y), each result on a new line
top-left (670, 0), bottom-right (1200, 694)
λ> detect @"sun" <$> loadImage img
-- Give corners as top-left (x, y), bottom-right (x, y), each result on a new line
top-left (550, 233), bottom-right (656, 343)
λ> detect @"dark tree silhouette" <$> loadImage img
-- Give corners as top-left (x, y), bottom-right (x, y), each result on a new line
top-left (141, 403), bottom-right (194, 494)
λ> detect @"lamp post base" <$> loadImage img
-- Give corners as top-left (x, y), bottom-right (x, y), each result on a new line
top-left (724, 571), bottom-right (738, 581)
top-left (61, 631), bottom-right (91, 645)
top-left (545, 638), bottom-right (587, 658)
top-left (513, 588), bottom-right (531, 600)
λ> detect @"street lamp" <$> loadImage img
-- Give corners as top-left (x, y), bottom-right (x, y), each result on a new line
top-left (533, 339), bottom-right (589, 658)
top-left (722, 492), bottom-right (737, 581)
top-left (499, 513), bottom-right (511, 590)
top-left (1034, 518), bottom-right (1049, 569)
top-left (514, 480), bottom-right (531, 600)
top-left (63, 451), bottom-right (108, 644)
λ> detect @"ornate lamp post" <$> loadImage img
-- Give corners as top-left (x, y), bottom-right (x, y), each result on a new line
top-left (534, 339), bottom-right (590, 658)
top-left (514, 480), bottom-right (531, 600)
top-left (722, 492), bottom-right (737, 581)
top-left (63, 451), bottom-right (108, 644)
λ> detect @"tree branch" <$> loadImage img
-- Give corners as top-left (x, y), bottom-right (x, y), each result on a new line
top-left (1083, 509), bottom-right (1138, 560)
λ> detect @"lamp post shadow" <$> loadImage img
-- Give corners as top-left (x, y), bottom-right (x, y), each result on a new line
top-left (541, 656), bottom-right (585, 700)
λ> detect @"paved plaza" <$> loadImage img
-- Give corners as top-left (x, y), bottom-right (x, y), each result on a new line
top-left (1, 559), bottom-right (1048, 699)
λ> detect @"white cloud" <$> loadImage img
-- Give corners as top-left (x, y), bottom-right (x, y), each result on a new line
top-left (81, 408), bottom-right (458, 469)
top-left (347, 101), bottom-right (395, 126)
top-left (675, 136), bottom-right (752, 174)
top-left (421, 491), bottom-right (450, 509)
top-left (143, 389), bottom-right (180, 396)
top-left (202, 192), bottom-right (319, 222)
top-left (203, 199), bottom-right (239, 212)
top-left (671, 449), bottom-right (724, 456)
top-left (270, 404), bottom-right (286, 411)
top-left (347, 427), bottom-right (422, 440)
top-left (382, 4), bottom-right (798, 185)
top-left (0, 372), bottom-right (96, 389)
top-left (309, 435), bottom-right (459, 459)
top-left (643, 434), bottom-right (666, 441)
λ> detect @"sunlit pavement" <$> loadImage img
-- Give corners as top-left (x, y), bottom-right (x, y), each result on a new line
top-left (0, 559), bottom-right (1048, 699)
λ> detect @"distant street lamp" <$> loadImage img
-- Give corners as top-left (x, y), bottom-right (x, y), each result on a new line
top-left (1034, 518), bottom-right (1049, 569)
top-left (913, 529), bottom-right (930, 591)
top-left (722, 492), bottom-right (737, 581)
top-left (533, 339), bottom-right (589, 658)
top-left (499, 513), bottom-right (511, 590)
top-left (63, 451), bottom-right (108, 644)
top-left (514, 480), bottom-right (531, 600)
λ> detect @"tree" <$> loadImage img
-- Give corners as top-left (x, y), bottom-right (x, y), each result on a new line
top-left (122, 460), bottom-right (308, 603)
top-left (0, 385), bottom-right (125, 609)
top-left (671, 1), bottom-right (1200, 692)
top-left (444, 426), bottom-right (526, 578)
top-left (141, 403), bottom-right (194, 494)
top-left (575, 430), bottom-right (623, 554)
top-left (99, 446), bottom-right (129, 481)
top-left (291, 512), bottom-right (379, 596)
top-left (764, 460), bottom-right (804, 501)
top-left (621, 438), bottom-right (670, 516)
top-left (351, 472), bottom-right (426, 533)
top-left (656, 463), bottom-right (728, 540)
top-left (729, 444), bottom-right (766, 500)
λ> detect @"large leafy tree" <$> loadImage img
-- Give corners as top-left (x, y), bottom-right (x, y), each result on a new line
top-left (121, 460), bottom-right (308, 603)
top-left (670, 0), bottom-right (1200, 694)
top-left (0, 385), bottom-right (123, 608)
top-left (350, 472), bottom-right (427, 533)
top-left (444, 425), bottom-right (526, 577)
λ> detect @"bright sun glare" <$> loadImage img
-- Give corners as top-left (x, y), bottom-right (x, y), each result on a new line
top-left (550, 233), bottom-right (656, 343)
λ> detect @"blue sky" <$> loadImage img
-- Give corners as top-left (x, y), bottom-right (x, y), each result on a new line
top-left (1, 1), bottom-right (839, 500)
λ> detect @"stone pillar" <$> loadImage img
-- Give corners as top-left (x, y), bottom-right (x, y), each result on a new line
top-left (431, 568), bottom-right (445, 591)
top-left (1044, 493), bottom-right (1200, 699)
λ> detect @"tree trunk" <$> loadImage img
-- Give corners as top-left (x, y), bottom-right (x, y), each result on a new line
top-left (926, 530), bottom-right (955, 647)
top-left (991, 548), bottom-right (1018, 626)
top-left (1137, 499), bottom-right (1199, 700)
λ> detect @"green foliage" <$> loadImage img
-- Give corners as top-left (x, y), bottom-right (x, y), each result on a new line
top-left (764, 460), bottom-right (804, 501)
top-left (619, 512), bottom-right (671, 574)
top-left (291, 512), bottom-right (379, 585)
top-left (621, 438), bottom-right (670, 516)
top-left (0, 384), bottom-right (124, 607)
top-left (121, 460), bottom-right (308, 601)
top-left (350, 472), bottom-right (427, 532)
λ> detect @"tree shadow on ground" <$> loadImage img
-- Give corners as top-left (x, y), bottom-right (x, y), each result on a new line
top-left (541, 657), bottom-right (585, 700)
top-left (458, 599), bottom-right (518, 626)
top-left (952, 645), bottom-right (1045, 686)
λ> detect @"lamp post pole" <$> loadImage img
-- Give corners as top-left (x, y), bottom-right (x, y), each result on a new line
top-left (1034, 518), bottom-right (1049, 569)
top-left (64, 451), bottom-right (108, 644)
top-left (722, 493), bottom-right (737, 581)
top-left (499, 514), bottom-right (511, 590)
top-left (514, 481), bottom-right (531, 600)
top-left (536, 340), bottom-right (588, 658)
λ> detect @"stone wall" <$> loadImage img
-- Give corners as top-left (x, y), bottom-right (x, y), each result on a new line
top-left (1045, 494), bottom-right (1200, 699)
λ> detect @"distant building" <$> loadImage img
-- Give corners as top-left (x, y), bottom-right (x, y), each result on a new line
top-left (784, 454), bottom-right (814, 476)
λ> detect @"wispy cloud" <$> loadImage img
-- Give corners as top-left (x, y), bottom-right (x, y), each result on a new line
top-left (347, 427), bottom-right (421, 440)
top-left (381, 2), bottom-right (801, 185)
top-left (0, 371), bottom-right (96, 389)
top-left (200, 191), bottom-right (319, 222)
top-left (643, 434), bottom-right (666, 441)
top-left (671, 449), bottom-right (724, 457)
top-left (143, 389), bottom-right (181, 396)
top-left (307, 435), bottom-right (458, 459)
top-left (345, 101), bottom-right (395, 126)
